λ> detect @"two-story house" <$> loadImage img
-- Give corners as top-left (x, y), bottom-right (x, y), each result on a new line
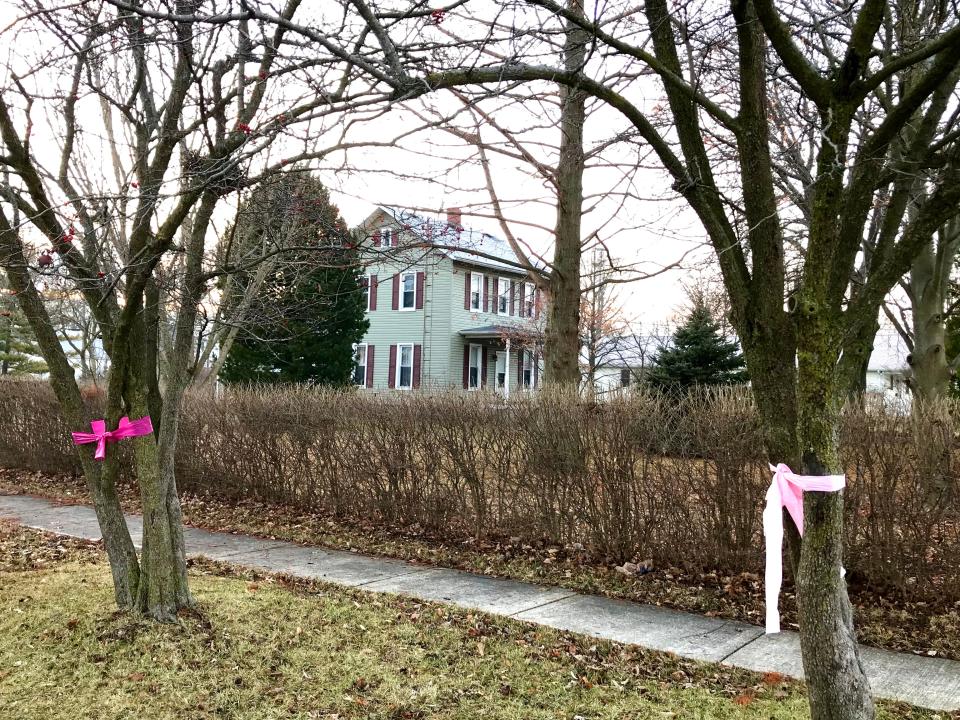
top-left (352, 206), bottom-right (544, 393)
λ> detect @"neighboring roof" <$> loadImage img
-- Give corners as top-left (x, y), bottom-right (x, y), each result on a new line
top-left (375, 206), bottom-right (537, 275)
top-left (592, 335), bottom-right (661, 369)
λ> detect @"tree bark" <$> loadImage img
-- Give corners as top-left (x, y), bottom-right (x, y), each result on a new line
top-left (543, 0), bottom-right (587, 387)
top-left (795, 302), bottom-right (875, 720)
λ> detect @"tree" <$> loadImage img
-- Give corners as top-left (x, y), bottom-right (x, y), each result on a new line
top-left (646, 299), bottom-right (747, 392)
top-left (218, 175), bottom-right (368, 385)
top-left (0, 273), bottom-right (47, 376)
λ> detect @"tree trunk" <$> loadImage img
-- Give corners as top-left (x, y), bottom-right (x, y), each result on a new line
top-left (543, 0), bottom-right (587, 387)
top-left (907, 238), bottom-right (952, 404)
top-left (795, 306), bottom-right (875, 720)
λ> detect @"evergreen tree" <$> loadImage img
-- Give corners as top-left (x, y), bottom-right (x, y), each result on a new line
top-left (646, 298), bottom-right (747, 392)
top-left (0, 273), bottom-right (47, 376)
top-left (219, 174), bottom-right (369, 386)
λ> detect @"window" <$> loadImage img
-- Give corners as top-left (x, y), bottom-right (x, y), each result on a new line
top-left (380, 227), bottom-right (393, 247)
top-left (620, 367), bottom-right (631, 388)
top-left (498, 277), bottom-right (510, 315)
top-left (362, 276), bottom-right (371, 311)
top-left (400, 272), bottom-right (416, 310)
top-left (470, 272), bottom-right (483, 311)
top-left (396, 343), bottom-right (413, 389)
top-left (523, 282), bottom-right (535, 318)
top-left (521, 351), bottom-right (533, 389)
top-left (468, 344), bottom-right (482, 390)
top-left (353, 344), bottom-right (367, 386)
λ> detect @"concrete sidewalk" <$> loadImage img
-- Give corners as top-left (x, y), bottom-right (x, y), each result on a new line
top-left (1, 492), bottom-right (958, 712)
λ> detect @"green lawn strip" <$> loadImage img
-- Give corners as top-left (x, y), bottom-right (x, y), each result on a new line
top-left (3, 468), bottom-right (959, 663)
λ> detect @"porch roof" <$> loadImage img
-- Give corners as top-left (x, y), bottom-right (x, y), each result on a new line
top-left (459, 324), bottom-right (537, 341)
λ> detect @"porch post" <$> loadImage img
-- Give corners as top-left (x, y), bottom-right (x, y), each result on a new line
top-left (505, 337), bottom-right (511, 399)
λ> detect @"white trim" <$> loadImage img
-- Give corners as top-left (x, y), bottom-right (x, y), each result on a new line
top-left (497, 276), bottom-right (511, 315)
top-left (380, 227), bottom-right (394, 248)
top-left (353, 343), bottom-right (367, 387)
top-left (468, 343), bottom-right (482, 391)
top-left (399, 271), bottom-right (417, 311)
top-left (469, 272), bottom-right (483, 311)
top-left (521, 349), bottom-right (533, 389)
top-left (365, 274), bottom-right (375, 311)
top-left (396, 342), bottom-right (414, 389)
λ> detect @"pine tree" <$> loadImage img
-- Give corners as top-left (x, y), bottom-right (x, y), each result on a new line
top-left (646, 298), bottom-right (747, 392)
top-left (0, 273), bottom-right (47, 376)
top-left (218, 173), bottom-right (369, 386)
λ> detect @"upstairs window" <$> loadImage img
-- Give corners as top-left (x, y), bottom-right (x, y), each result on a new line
top-left (400, 272), bottom-right (416, 310)
top-left (470, 272), bottom-right (483, 311)
top-left (498, 277), bottom-right (510, 315)
top-left (523, 282), bottom-right (535, 318)
top-left (380, 227), bottom-right (394, 247)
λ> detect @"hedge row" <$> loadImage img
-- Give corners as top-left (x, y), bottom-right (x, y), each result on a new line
top-left (1, 378), bottom-right (956, 602)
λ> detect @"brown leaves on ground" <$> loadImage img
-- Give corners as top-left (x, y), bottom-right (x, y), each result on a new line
top-left (3, 468), bottom-right (959, 662)
top-left (0, 517), bottom-right (99, 572)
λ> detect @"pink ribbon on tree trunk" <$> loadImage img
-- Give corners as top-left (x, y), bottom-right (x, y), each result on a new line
top-left (763, 462), bottom-right (845, 634)
top-left (72, 416), bottom-right (154, 460)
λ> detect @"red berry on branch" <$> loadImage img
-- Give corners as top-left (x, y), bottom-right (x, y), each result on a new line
top-left (431, 8), bottom-right (445, 24)
top-left (131, 181), bottom-right (139, 189)
top-left (38, 252), bottom-right (53, 267)
top-left (236, 123), bottom-right (252, 135)
top-left (259, 70), bottom-right (267, 80)
top-left (97, 271), bottom-right (105, 279)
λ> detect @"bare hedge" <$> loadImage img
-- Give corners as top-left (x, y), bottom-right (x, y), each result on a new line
top-left (1, 378), bottom-right (957, 603)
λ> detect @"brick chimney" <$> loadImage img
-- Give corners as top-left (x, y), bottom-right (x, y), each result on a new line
top-left (446, 206), bottom-right (462, 230)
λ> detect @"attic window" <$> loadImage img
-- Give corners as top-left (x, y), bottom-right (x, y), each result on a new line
top-left (381, 228), bottom-right (393, 247)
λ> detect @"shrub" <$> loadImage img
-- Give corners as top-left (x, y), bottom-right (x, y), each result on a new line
top-left (1, 377), bottom-right (957, 603)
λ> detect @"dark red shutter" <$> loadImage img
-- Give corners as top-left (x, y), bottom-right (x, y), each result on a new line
top-left (533, 351), bottom-right (539, 389)
top-left (493, 278), bottom-right (499, 312)
top-left (388, 345), bottom-right (397, 389)
top-left (369, 275), bottom-right (378, 311)
top-left (416, 272), bottom-right (425, 309)
top-left (373, 230), bottom-right (381, 247)
top-left (483, 276), bottom-right (489, 313)
top-left (366, 345), bottom-right (375, 388)
top-left (464, 272), bottom-right (471, 310)
top-left (413, 345), bottom-right (422, 389)
top-left (534, 288), bottom-right (542, 319)
top-left (481, 347), bottom-right (488, 388)
top-left (509, 281), bottom-right (516, 316)
top-left (462, 345), bottom-right (470, 388)
top-left (392, 274), bottom-right (400, 310)
top-left (518, 283), bottom-right (526, 317)
top-left (518, 352), bottom-right (524, 386)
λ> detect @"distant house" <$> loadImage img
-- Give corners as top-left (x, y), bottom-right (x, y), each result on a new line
top-left (588, 335), bottom-right (658, 396)
top-left (866, 331), bottom-right (910, 408)
top-left (353, 207), bottom-right (545, 393)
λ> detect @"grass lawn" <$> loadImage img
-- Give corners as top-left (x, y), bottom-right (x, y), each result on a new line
top-left (0, 522), bottom-right (945, 720)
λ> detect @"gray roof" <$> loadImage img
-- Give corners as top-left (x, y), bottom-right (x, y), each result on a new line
top-left (379, 206), bottom-right (536, 274)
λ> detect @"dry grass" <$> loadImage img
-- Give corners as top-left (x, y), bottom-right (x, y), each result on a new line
top-left (0, 520), bottom-right (948, 720)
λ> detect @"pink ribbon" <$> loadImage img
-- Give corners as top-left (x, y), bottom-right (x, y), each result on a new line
top-left (763, 462), bottom-right (845, 634)
top-left (71, 416), bottom-right (154, 460)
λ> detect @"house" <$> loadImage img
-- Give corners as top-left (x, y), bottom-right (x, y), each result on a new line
top-left (588, 335), bottom-right (658, 396)
top-left (352, 207), bottom-right (544, 393)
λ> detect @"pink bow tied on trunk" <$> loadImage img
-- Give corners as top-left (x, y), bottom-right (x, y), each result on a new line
top-left (763, 462), bottom-right (845, 634)
top-left (71, 416), bottom-right (154, 460)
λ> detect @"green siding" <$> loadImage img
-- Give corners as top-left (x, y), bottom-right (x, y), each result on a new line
top-left (355, 212), bottom-right (539, 392)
